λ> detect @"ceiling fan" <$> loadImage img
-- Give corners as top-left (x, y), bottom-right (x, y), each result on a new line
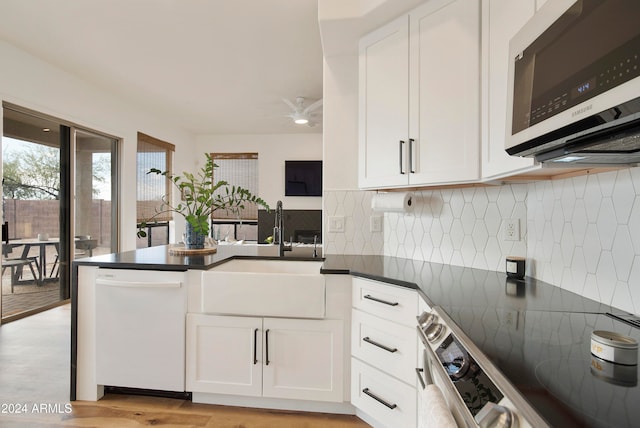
top-left (283, 97), bottom-right (323, 126)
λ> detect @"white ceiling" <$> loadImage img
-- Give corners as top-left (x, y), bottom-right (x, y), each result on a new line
top-left (0, 0), bottom-right (324, 135)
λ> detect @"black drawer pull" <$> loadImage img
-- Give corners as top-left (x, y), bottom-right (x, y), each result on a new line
top-left (364, 294), bottom-right (399, 306)
top-left (362, 387), bottom-right (397, 410)
top-left (363, 336), bottom-right (398, 353)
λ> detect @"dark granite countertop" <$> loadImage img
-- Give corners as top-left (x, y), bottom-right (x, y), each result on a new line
top-left (321, 254), bottom-right (617, 315)
top-left (74, 248), bottom-right (616, 315)
top-left (72, 244), bottom-right (321, 271)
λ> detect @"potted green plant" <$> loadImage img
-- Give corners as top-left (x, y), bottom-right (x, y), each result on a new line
top-left (137, 153), bottom-right (269, 249)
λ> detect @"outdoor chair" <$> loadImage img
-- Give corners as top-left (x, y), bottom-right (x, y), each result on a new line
top-left (2, 244), bottom-right (40, 292)
top-left (49, 235), bottom-right (98, 278)
top-left (1, 222), bottom-right (41, 292)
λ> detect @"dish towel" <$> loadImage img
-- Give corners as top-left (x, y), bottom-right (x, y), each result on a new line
top-left (418, 384), bottom-right (458, 428)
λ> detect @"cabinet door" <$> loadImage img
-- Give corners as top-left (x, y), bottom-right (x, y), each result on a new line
top-left (409, 0), bottom-right (480, 185)
top-left (186, 314), bottom-right (262, 396)
top-left (481, 0), bottom-right (537, 179)
top-left (262, 318), bottom-right (343, 402)
top-left (359, 15), bottom-right (410, 189)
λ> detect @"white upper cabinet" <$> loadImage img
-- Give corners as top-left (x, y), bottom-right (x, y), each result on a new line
top-left (408, 0), bottom-right (480, 185)
top-left (359, 15), bottom-right (410, 188)
top-left (481, 0), bottom-right (539, 179)
top-left (359, 0), bottom-right (480, 189)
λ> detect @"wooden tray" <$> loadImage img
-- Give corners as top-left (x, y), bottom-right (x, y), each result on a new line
top-left (168, 245), bottom-right (217, 255)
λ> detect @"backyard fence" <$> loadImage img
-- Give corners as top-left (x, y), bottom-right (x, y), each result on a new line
top-left (3, 199), bottom-right (112, 247)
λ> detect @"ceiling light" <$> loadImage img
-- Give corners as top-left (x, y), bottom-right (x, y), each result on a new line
top-left (42, 128), bottom-right (50, 132)
top-left (292, 113), bottom-right (309, 125)
top-left (552, 155), bottom-right (587, 163)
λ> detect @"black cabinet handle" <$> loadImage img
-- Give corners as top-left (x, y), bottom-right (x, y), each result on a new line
top-left (364, 294), bottom-right (399, 306)
top-left (265, 329), bottom-right (270, 366)
top-left (363, 336), bottom-right (398, 353)
top-left (399, 140), bottom-right (405, 174)
top-left (362, 388), bottom-right (397, 410)
top-left (409, 138), bottom-right (415, 173)
top-left (253, 328), bottom-right (258, 365)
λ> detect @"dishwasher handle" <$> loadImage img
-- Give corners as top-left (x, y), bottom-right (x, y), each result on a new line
top-left (95, 278), bottom-right (182, 289)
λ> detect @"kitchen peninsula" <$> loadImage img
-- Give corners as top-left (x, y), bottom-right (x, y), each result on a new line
top-left (73, 246), bottom-right (640, 427)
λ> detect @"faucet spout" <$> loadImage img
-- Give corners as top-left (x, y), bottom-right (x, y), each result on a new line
top-left (273, 200), bottom-right (291, 257)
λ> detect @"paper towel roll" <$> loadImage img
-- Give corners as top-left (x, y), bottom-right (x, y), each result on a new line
top-left (418, 384), bottom-right (458, 428)
top-left (371, 192), bottom-right (413, 213)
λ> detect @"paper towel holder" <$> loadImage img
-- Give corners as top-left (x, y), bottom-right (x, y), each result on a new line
top-left (371, 191), bottom-right (413, 213)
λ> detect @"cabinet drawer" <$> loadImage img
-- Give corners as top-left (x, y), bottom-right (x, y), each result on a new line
top-left (351, 358), bottom-right (416, 428)
top-left (352, 309), bottom-right (417, 385)
top-left (352, 277), bottom-right (417, 327)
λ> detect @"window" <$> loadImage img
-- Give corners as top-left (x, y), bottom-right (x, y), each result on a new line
top-left (136, 132), bottom-right (174, 247)
top-left (211, 153), bottom-right (260, 241)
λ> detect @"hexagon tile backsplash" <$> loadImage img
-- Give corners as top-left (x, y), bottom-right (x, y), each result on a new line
top-left (323, 166), bottom-right (640, 314)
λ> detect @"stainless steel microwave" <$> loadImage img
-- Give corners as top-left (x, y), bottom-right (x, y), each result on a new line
top-left (505, 0), bottom-right (640, 166)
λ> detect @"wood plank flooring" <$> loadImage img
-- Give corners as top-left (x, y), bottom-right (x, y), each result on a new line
top-left (0, 304), bottom-right (370, 428)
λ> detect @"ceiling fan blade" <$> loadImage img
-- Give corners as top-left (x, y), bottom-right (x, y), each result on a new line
top-left (282, 98), bottom-right (298, 112)
top-left (303, 99), bottom-right (323, 114)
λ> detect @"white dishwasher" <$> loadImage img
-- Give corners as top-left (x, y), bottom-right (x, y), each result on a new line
top-left (95, 268), bottom-right (186, 392)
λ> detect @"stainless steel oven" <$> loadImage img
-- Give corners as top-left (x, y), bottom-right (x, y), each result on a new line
top-left (416, 307), bottom-right (549, 428)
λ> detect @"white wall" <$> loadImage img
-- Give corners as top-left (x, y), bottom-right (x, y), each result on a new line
top-left (195, 133), bottom-right (322, 210)
top-left (322, 53), bottom-right (385, 254)
top-left (0, 41), bottom-right (195, 250)
top-left (323, 55), bottom-right (359, 191)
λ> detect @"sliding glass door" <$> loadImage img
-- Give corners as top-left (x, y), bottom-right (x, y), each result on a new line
top-left (73, 128), bottom-right (118, 263)
top-left (1, 105), bottom-right (118, 321)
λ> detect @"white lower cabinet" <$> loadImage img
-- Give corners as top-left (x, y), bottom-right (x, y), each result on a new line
top-left (186, 313), bottom-right (344, 403)
top-left (351, 358), bottom-right (417, 428)
top-left (350, 277), bottom-right (418, 428)
top-left (186, 314), bottom-right (262, 397)
top-left (351, 309), bottom-right (417, 386)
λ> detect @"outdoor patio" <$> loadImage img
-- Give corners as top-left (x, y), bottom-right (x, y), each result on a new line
top-left (1, 243), bottom-right (63, 318)
top-left (1, 244), bottom-right (110, 319)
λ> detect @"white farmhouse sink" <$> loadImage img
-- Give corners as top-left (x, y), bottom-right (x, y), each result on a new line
top-left (201, 259), bottom-right (325, 318)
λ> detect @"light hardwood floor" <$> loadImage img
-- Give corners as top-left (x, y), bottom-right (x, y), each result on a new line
top-left (0, 304), bottom-right (370, 427)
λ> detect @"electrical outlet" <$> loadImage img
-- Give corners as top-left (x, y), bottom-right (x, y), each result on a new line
top-left (504, 218), bottom-right (520, 241)
top-left (370, 215), bottom-right (382, 233)
top-left (328, 216), bottom-right (345, 233)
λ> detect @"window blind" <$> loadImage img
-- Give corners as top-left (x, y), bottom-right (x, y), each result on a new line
top-left (211, 153), bottom-right (259, 220)
top-left (137, 132), bottom-right (175, 222)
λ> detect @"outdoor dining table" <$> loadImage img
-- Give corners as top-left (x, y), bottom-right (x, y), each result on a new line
top-left (10, 238), bottom-right (60, 283)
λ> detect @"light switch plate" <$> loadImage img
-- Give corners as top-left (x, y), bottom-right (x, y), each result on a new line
top-left (328, 216), bottom-right (345, 233)
top-left (370, 216), bottom-right (382, 233)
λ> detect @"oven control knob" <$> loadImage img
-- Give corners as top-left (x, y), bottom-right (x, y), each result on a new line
top-left (417, 311), bottom-right (438, 329)
top-left (474, 402), bottom-right (517, 428)
top-left (425, 322), bottom-right (444, 343)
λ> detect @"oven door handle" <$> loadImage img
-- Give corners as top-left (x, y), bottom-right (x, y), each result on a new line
top-left (416, 368), bottom-right (428, 389)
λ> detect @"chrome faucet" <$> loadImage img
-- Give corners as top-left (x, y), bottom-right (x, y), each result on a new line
top-left (313, 235), bottom-right (319, 258)
top-left (273, 200), bottom-right (292, 257)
